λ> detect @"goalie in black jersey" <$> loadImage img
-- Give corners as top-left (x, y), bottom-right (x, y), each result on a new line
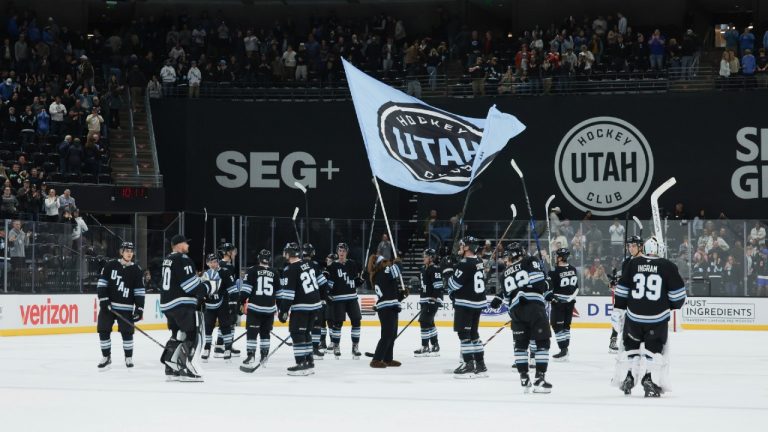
top-left (446, 236), bottom-right (489, 379)
top-left (611, 237), bottom-right (686, 397)
top-left (414, 248), bottom-right (443, 357)
top-left (490, 242), bottom-right (553, 393)
top-left (548, 247), bottom-right (579, 361)
top-left (96, 242), bottom-right (145, 370)
top-left (609, 235), bottom-right (644, 353)
top-left (240, 249), bottom-right (278, 370)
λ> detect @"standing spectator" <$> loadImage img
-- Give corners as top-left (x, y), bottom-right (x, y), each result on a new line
top-left (65, 138), bottom-right (84, 175)
top-left (14, 34), bottom-right (29, 72)
top-left (15, 180), bottom-right (31, 220)
top-left (57, 135), bottom-right (73, 173)
top-left (187, 60), bottom-right (201, 98)
top-left (719, 50), bottom-right (732, 86)
top-left (295, 45), bottom-right (308, 81)
top-left (648, 29), bottom-right (665, 70)
top-left (36, 106), bottom-right (51, 139)
top-left (426, 48), bottom-right (441, 90)
top-left (617, 12), bottom-right (628, 36)
top-left (78, 55), bottom-right (95, 91)
top-left (58, 189), bottom-right (77, 213)
top-left (725, 24), bottom-right (740, 51)
top-left (67, 100), bottom-right (85, 136)
top-left (405, 62), bottom-right (422, 98)
top-left (468, 57), bottom-right (486, 96)
top-left (728, 48), bottom-right (741, 75)
top-left (126, 65), bottom-right (146, 112)
top-left (756, 48), bottom-right (768, 88)
top-left (160, 60), bottom-right (177, 96)
top-left (282, 45), bottom-right (297, 80)
top-left (739, 27), bottom-right (755, 57)
top-left (85, 108), bottom-right (104, 146)
top-left (0, 77), bottom-right (16, 102)
top-left (742, 49), bottom-right (757, 87)
top-left (681, 29), bottom-right (699, 79)
top-left (585, 223), bottom-right (604, 258)
top-left (43, 187), bottom-right (59, 222)
top-left (376, 233), bottom-right (393, 260)
top-left (19, 106), bottom-right (36, 144)
top-left (107, 74), bottom-right (124, 129)
top-left (243, 29), bottom-right (259, 56)
top-left (608, 219), bottom-right (625, 257)
top-left (168, 42), bottom-right (185, 64)
top-left (1, 187), bottom-right (19, 218)
top-left (382, 37), bottom-right (395, 72)
top-left (749, 221), bottom-right (766, 247)
top-left (49, 96), bottom-right (67, 137)
top-left (8, 220), bottom-right (27, 286)
top-left (667, 38), bottom-right (682, 77)
top-left (147, 75), bottom-right (162, 99)
top-left (577, 44), bottom-right (595, 75)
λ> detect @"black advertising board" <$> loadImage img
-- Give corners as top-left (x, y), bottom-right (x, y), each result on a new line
top-left (152, 91), bottom-right (767, 220)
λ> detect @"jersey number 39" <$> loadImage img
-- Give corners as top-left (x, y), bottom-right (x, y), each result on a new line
top-left (631, 274), bottom-right (662, 301)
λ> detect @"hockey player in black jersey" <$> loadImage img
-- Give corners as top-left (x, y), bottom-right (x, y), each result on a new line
top-left (326, 243), bottom-right (365, 359)
top-left (414, 248), bottom-right (443, 357)
top-left (277, 242), bottom-right (322, 376)
top-left (490, 242), bottom-right (553, 393)
top-left (320, 253), bottom-right (338, 351)
top-left (548, 248), bottom-right (579, 361)
top-left (240, 249), bottom-right (278, 370)
top-left (200, 253), bottom-right (238, 362)
top-left (369, 255), bottom-right (404, 368)
top-left (612, 237), bottom-right (686, 397)
top-left (96, 242), bottom-right (145, 370)
top-left (301, 243), bottom-right (329, 360)
top-left (446, 236), bottom-right (489, 379)
top-left (159, 234), bottom-right (212, 382)
top-left (609, 235), bottom-right (643, 353)
top-left (213, 243), bottom-right (241, 358)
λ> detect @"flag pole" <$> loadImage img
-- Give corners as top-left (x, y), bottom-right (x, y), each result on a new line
top-left (371, 175), bottom-right (407, 292)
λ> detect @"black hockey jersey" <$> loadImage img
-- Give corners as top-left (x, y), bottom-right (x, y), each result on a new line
top-left (419, 263), bottom-right (444, 304)
top-left (160, 252), bottom-right (206, 312)
top-left (304, 259), bottom-right (329, 301)
top-left (277, 260), bottom-right (322, 313)
top-left (548, 264), bottom-right (579, 303)
top-left (240, 264), bottom-right (278, 314)
top-left (446, 256), bottom-right (487, 309)
top-left (373, 263), bottom-right (402, 310)
top-left (615, 256), bottom-right (687, 324)
top-left (201, 266), bottom-right (237, 309)
top-left (218, 260), bottom-right (239, 303)
top-left (500, 256), bottom-right (550, 309)
top-left (326, 259), bottom-right (363, 302)
top-left (97, 259), bottom-right (145, 312)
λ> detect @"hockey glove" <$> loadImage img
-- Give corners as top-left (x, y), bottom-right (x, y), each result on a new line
top-left (228, 301), bottom-right (239, 318)
top-left (132, 307), bottom-right (144, 322)
top-left (489, 296), bottom-right (503, 310)
top-left (354, 277), bottom-right (365, 288)
top-left (610, 308), bottom-right (626, 334)
top-left (278, 312), bottom-right (289, 324)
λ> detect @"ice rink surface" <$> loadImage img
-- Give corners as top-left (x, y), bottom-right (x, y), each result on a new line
top-left (1, 326), bottom-right (767, 432)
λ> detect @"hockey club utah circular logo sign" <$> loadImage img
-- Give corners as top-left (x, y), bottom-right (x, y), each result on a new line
top-left (377, 102), bottom-right (485, 187)
top-left (554, 117), bottom-right (653, 216)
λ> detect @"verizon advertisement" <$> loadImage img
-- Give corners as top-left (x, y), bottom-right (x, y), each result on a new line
top-left (2, 295), bottom-right (766, 335)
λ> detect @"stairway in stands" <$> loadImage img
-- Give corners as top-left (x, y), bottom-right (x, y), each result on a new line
top-left (399, 193), bottom-right (426, 290)
top-left (109, 95), bottom-right (161, 186)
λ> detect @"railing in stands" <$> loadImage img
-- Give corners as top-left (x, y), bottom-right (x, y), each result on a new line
top-left (144, 91), bottom-right (163, 184)
top-left (125, 87), bottom-right (140, 177)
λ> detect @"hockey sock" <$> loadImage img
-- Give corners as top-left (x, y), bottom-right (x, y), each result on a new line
top-left (460, 339), bottom-right (474, 363)
top-left (330, 326), bottom-right (341, 345)
top-left (535, 347), bottom-right (549, 373)
top-left (555, 330), bottom-right (569, 349)
top-left (311, 328), bottom-right (321, 348)
top-left (472, 339), bottom-right (484, 362)
top-left (99, 337), bottom-right (111, 357)
top-left (514, 349), bottom-right (529, 373)
top-left (429, 328), bottom-right (439, 346)
top-left (320, 327), bottom-right (327, 342)
top-left (529, 340), bottom-right (537, 356)
top-left (122, 335), bottom-right (134, 358)
top-left (223, 331), bottom-right (233, 350)
top-left (204, 334), bottom-right (213, 348)
top-left (293, 342), bottom-right (312, 364)
top-left (351, 326), bottom-right (361, 344)
top-left (420, 328), bottom-right (430, 347)
top-left (260, 338), bottom-right (270, 353)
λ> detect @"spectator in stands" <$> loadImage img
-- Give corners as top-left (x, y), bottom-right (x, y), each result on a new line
top-left (78, 55), bottom-right (95, 91)
top-left (617, 12), bottom-right (627, 36)
top-left (84, 138), bottom-right (102, 176)
top-left (19, 105), bottom-right (36, 144)
top-left (8, 220), bottom-right (27, 280)
top-left (187, 60), bottom-right (201, 98)
top-left (757, 48), bottom-right (768, 88)
top-left (282, 45), bottom-right (297, 80)
top-left (58, 188), bottom-right (76, 213)
top-left (1, 187), bottom-right (19, 218)
top-left (585, 223), bottom-right (603, 258)
top-left (126, 65), bottom-right (146, 112)
top-left (377, 233), bottom-right (393, 260)
top-left (0, 78), bottom-right (15, 102)
top-left (382, 37), bottom-right (395, 72)
top-left (67, 99), bottom-right (85, 135)
top-left (49, 96), bottom-right (67, 136)
top-left (107, 74), bottom-right (124, 129)
top-left (742, 49), bottom-right (757, 87)
top-left (36, 106), bottom-right (50, 139)
top-left (85, 108), bottom-right (103, 146)
top-left (15, 180), bottom-right (32, 220)
top-left (168, 42), bottom-right (185, 64)
top-left (76, 86), bottom-right (94, 111)
top-left (65, 138), bottom-right (84, 174)
top-left (147, 75), bottom-right (162, 99)
top-left (584, 258), bottom-right (610, 294)
top-left (739, 27), bottom-right (755, 57)
top-left (648, 29), bottom-right (665, 70)
top-left (667, 38), bottom-right (682, 76)
top-left (295, 44), bottom-right (308, 81)
top-left (44, 187), bottom-right (59, 222)
top-left (57, 135), bottom-right (73, 173)
top-left (719, 50), bottom-right (732, 81)
top-left (469, 57), bottom-right (486, 96)
top-left (608, 219), bottom-right (625, 257)
top-left (2, 106), bottom-right (19, 140)
top-left (14, 34), bottom-right (29, 72)
top-left (497, 66), bottom-right (514, 94)
top-left (577, 44), bottom-right (594, 75)
top-left (749, 221), bottom-right (766, 247)
top-left (160, 59), bottom-right (177, 96)
top-left (681, 29), bottom-right (699, 79)
top-left (728, 48), bottom-right (740, 75)
top-left (426, 48), bottom-right (441, 90)
top-left (722, 255), bottom-right (739, 296)
top-left (725, 24), bottom-right (739, 51)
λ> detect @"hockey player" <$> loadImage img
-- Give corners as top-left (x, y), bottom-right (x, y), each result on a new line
top-left (548, 248), bottom-right (579, 361)
top-left (240, 249), bottom-right (278, 370)
top-left (369, 255), bottom-right (404, 368)
top-left (319, 253), bottom-right (338, 351)
top-left (446, 236), bottom-right (489, 379)
top-left (490, 242), bottom-right (553, 392)
top-left (200, 253), bottom-right (238, 361)
top-left (609, 235), bottom-right (644, 353)
top-left (302, 243), bottom-right (328, 360)
top-left (159, 234), bottom-right (212, 382)
top-left (414, 248), bottom-right (443, 357)
top-left (612, 237), bottom-right (686, 397)
top-left (326, 243), bottom-right (365, 359)
top-left (277, 242), bottom-right (322, 376)
top-left (213, 243), bottom-right (240, 357)
top-left (96, 242), bottom-right (145, 370)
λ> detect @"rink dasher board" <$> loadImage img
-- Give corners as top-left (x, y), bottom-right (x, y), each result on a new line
top-left (1, 294), bottom-right (767, 336)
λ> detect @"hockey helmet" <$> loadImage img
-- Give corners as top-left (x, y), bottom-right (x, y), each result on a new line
top-left (459, 235), bottom-right (479, 250)
top-left (643, 236), bottom-right (660, 256)
top-left (336, 242), bottom-right (349, 252)
top-left (283, 242), bottom-right (301, 257)
top-left (258, 249), bottom-right (272, 264)
top-left (504, 241), bottom-right (525, 260)
top-left (302, 243), bottom-right (316, 258)
top-left (327, 253), bottom-right (338, 261)
top-left (626, 235), bottom-right (644, 246)
top-left (120, 241), bottom-right (135, 251)
top-left (555, 247), bottom-right (570, 260)
top-left (219, 242), bottom-right (236, 253)
top-left (206, 253), bottom-right (219, 262)
top-left (423, 248), bottom-right (437, 258)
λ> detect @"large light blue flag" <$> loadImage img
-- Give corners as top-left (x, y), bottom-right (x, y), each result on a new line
top-left (342, 58), bottom-right (526, 194)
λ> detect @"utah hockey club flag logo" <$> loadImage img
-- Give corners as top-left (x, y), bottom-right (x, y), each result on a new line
top-left (342, 58), bottom-right (526, 194)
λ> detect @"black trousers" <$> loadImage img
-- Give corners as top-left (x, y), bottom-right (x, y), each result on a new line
top-left (165, 306), bottom-right (198, 344)
top-left (246, 311), bottom-right (274, 353)
top-left (623, 318), bottom-right (668, 354)
top-left (204, 306), bottom-right (232, 348)
top-left (373, 307), bottom-right (399, 362)
top-left (97, 308), bottom-right (134, 356)
top-left (550, 301), bottom-right (574, 349)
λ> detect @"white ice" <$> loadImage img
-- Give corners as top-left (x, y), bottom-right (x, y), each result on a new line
top-left (1, 327), bottom-right (767, 432)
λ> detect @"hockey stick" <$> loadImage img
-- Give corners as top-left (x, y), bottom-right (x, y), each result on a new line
top-left (632, 216), bottom-right (644, 239)
top-left (650, 178), bottom-right (676, 257)
top-left (291, 207), bottom-right (302, 245)
top-left (109, 307), bottom-right (166, 349)
top-left (490, 204), bottom-right (518, 262)
top-left (201, 207), bottom-right (208, 266)
top-left (483, 320), bottom-right (512, 347)
top-left (88, 214), bottom-right (125, 243)
top-left (363, 194), bottom-right (379, 267)
top-left (451, 181), bottom-right (483, 255)
top-left (364, 309), bottom-right (423, 357)
top-left (371, 176), bottom-right (407, 294)
top-left (623, 212), bottom-right (629, 259)
top-left (239, 334), bottom-right (293, 373)
top-left (294, 181), bottom-right (309, 244)
top-left (232, 329), bottom-right (293, 346)
top-left (510, 159), bottom-right (545, 267)
top-left (544, 194), bottom-right (555, 268)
